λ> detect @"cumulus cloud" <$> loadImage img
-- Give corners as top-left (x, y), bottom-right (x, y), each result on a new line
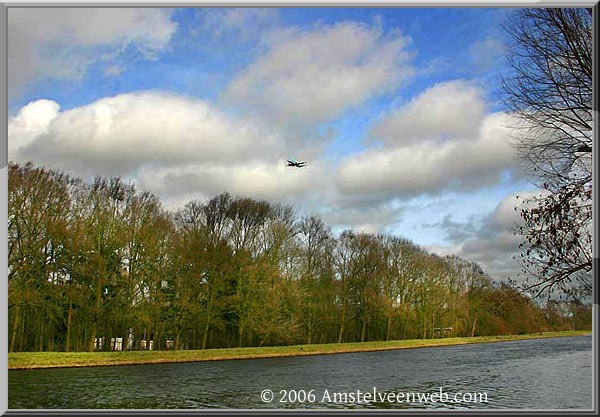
top-left (136, 160), bottom-right (328, 204)
top-left (7, 99), bottom-right (60, 159)
top-left (9, 92), bottom-right (284, 177)
top-left (8, 92), bottom-right (333, 214)
top-left (8, 80), bottom-right (523, 238)
top-left (8, 8), bottom-right (177, 93)
top-left (337, 81), bottom-right (523, 200)
top-left (370, 80), bottom-right (486, 146)
top-left (8, 92), bottom-right (394, 232)
top-left (221, 21), bottom-right (415, 127)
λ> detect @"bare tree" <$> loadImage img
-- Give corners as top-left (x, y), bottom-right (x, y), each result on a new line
top-left (503, 8), bottom-right (592, 186)
top-left (502, 8), bottom-right (593, 297)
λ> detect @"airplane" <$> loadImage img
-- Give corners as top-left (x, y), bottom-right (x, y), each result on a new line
top-left (287, 158), bottom-right (306, 168)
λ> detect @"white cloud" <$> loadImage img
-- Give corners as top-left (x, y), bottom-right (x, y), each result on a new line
top-left (338, 112), bottom-right (520, 198)
top-left (8, 92), bottom-right (334, 214)
top-left (7, 82), bottom-right (523, 237)
top-left (8, 8), bottom-right (177, 93)
top-left (370, 80), bottom-right (486, 146)
top-left (337, 81), bottom-right (523, 200)
top-left (8, 99), bottom-right (60, 160)
top-left (9, 92), bottom-right (282, 177)
top-left (136, 160), bottom-right (327, 203)
top-left (221, 21), bottom-right (415, 127)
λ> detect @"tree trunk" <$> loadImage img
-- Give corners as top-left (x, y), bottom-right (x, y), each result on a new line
top-left (154, 323), bottom-right (161, 351)
top-left (470, 314), bottom-right (478, 337)
top-left (361, 315), bottom-right (368, 343)
top-left (202, 291), bottom-right (214, 350)
top-left (174, 323), bottom-right (181, 350)
top-left (401, 318), bottom-right (406, 340)
top-left (123, 330), bottom-right (130, 352)
top-left (89, 327), bottom-right (97, 351)
top-left (386, 315), bottom-right (392, 341)
top-left (18, 311), bottom-right (26, 352)
top-left (338, 299), bottom-right (347, 344)
top-left (38, 310), bottom-right (45, 352)
top-left (10, 307), bottom-right (20, 353)
top-left (65, 299), bottom-right (73, 352)
top-left (89, 274), bottom-right (103, 351)
top-left (238, 319), bottom-right (245, 348)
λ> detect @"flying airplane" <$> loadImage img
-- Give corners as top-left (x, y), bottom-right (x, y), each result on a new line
top-left (287, 158), bottom-right (306, 168)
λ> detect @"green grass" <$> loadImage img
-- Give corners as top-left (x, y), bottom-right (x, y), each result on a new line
top-left (8, 330), bottom-right (590, 370)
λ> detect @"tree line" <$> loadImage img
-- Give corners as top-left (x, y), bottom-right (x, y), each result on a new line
top-left (8, 162), bottom-right (590, 352)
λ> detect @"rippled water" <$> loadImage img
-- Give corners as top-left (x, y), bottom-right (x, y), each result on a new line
top-left (9, 335), bottom-right (593, 409)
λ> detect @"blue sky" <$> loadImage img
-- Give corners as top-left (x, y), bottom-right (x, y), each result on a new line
top-left (7, 7), bottom-right (535, 280)
top-left (9, 8), bottom-right (510, 112)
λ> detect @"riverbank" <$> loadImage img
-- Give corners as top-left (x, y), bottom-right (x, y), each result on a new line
top-left (9, 330), bottom-right (590, 370)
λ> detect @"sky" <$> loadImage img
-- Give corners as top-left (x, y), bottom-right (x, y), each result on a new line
top-left (7, 7), bottom-right (542, 282)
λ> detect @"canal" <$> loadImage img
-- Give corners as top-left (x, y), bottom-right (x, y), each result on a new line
top-left (8, 335), bottom-right (592, 409)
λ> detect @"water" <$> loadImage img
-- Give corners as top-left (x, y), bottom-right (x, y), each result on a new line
top-left (9, 335), bottom-right (593, 409)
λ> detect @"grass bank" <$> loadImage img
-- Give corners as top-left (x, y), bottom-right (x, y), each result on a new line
top-left (9, 330), bottom-right (590, 370)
